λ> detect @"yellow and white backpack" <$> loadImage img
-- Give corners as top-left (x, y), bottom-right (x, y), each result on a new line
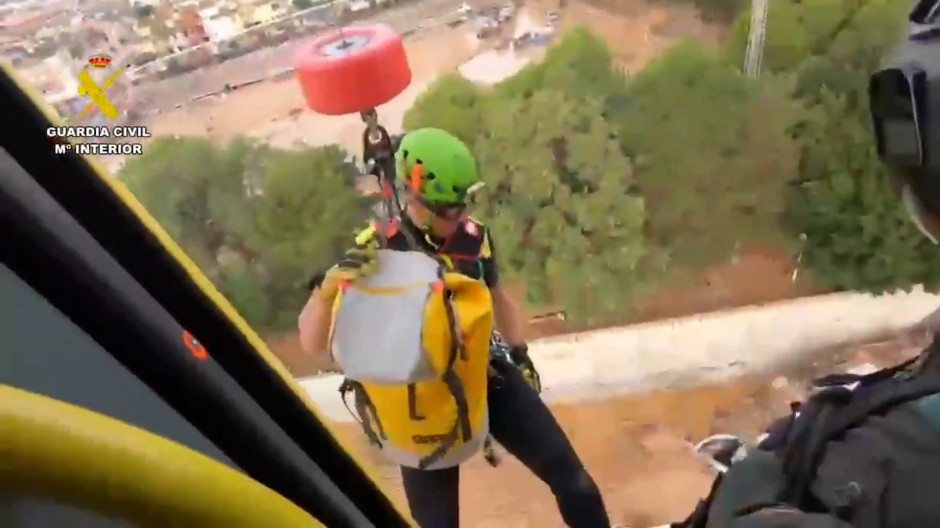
top-left (331, 249), bottom-right (494, 469)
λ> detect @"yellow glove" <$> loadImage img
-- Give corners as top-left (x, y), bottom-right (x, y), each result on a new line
top-left (317, 239), bottom-right (379, 301)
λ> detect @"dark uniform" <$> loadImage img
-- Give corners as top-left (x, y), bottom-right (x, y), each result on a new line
top-left (362, 124), bottom-right (395, 182)
top-left (357, 214), bottom-right (499, 287)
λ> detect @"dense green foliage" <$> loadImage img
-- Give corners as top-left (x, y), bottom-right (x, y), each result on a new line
top-left (611, 42), bottom-right (802, 267)
top-left (405, 0), bottom-right (937, 305)
top-left (120, 137), bottom-right (371, 331)
top-left (123, 0), bottom-right (938, 330)
top-left (765, 0), bottom-right (940, 293)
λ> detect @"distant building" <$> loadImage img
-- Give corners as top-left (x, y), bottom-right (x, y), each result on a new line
top-left (20, 53), bottom-right (76, 104)
top-left (179, 9), bottom-right (210, 45)
top-left (134, 23), bottom-right (152, 39)
top-left (200, 7), bottom-right (244, 42)
top-left (246, 4), bottom-right (282, 26)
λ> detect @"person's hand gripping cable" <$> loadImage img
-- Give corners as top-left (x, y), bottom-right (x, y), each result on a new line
top-left (316, 236), bottom-right (380, 302)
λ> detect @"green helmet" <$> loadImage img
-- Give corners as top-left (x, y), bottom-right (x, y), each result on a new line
top-left (395, 128), bottom-right (481, 206)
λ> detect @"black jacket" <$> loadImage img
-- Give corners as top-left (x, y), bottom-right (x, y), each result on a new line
top-left (706, 333), bottom-right (940, 528)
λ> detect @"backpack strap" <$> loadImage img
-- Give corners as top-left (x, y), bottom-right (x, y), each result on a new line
top-left (408, 384), bottom-right (425, 421)
top-left (812, 354), bottom-right (921, 388)
top-left (367, 165), bottom-right (475, 469)
top-left (818, 358), bottom-right (932, 437)
top-left (339, 379), bottom-right (386, 448)
top-left (778, 388), bottom-right (850, 510)
top-left (415, 270), bottom-right (473, 470)
top-left (778, 353), bottom-right (937, 512)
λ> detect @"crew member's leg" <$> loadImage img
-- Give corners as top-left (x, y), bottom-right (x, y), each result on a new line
top-left (488, 358), bottom-right (610, 527)
top-left (400, 465), bottom-right (460, 528)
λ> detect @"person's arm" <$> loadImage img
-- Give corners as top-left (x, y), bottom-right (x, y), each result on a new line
top-left (491, 288), bottom-right (526, 346)
top-left (298, 228), bottom-right (379, 368)
top-left (480, 227), bottom-right (526, 346)
top-left (298, 274), bottom-right (335, 366)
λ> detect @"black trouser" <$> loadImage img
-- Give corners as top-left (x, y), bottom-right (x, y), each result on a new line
top-left (400, 358), bottom-right (610, 528)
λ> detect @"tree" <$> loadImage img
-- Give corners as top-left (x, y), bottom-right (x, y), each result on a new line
top-left (164, 57), bottom-right (184, 76)
top-left (400, 28), bottom-right (652, 321)
top-left (750, 0), bottom-right (864, 74)
top-left (748, 0), bottom-right (908, 78)
top-left (723, 8), bottom-right (751, 69)
top-left (693, 0), bottom-right (745, 22)
top-left (473, 89), bottom-right (649, 321)
top-left (402, 74), bottom-right (486, 146)
top-left (610, 43), bottom-right (804, 268)
top-left (253, 146), bottom-right (371, 281)
top-left (120, 136), bottom-right (366, 331)
top-left (758, 0), bottom-right (815, 73)
top-left (792, 55), bottom-right (865, 106)
top-left (775, 0), bottom-right (936, 293)
top-left (785, 91), bottom-right (940, 293)
top-left (120, 137), bottom-right (247, 276)
top-left (826, 0), bottom-right (905, 64)
top-left (497, 28), bottom-right (628, 110)
top-left (787, 0), bottom-right (908, 108)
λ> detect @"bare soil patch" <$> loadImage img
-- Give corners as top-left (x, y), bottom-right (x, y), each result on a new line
top-left (529, 0), bottom-right (725, 72)
top-left (327, 330), bottom-right (930, 527)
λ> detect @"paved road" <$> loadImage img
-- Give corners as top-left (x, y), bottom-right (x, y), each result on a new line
top-left (136, 0), bottom-right (462, 112)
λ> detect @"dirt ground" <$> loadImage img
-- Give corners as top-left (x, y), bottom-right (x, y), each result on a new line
top-left (526, 247), bottom-right (821, 338)
top-left (529, 0), bottom-right (724, 72)
top-left (325, 330), bottom-right (931, 527)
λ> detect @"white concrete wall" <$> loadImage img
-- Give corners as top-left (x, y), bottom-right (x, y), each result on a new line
top-left (299, 287), bottom-right (940, 422)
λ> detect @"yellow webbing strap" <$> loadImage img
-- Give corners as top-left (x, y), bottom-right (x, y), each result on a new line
top-left (355, 224), bottom-right (378, 246)
top-left (0, 385), bottom-right (321, 527)
top-left (0, 60), bottom-right (410, 522)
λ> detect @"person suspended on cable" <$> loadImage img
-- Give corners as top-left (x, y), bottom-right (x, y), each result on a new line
top-left (298, 127), bottom-right (610, 528)
top-left (673, 4), bottom-right (940, 527)
top-left (360, 107), bottom-right (395, 182)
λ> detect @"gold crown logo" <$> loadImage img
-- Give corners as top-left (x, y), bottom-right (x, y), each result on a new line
top-left (88, 55), bottom-right (112, 68)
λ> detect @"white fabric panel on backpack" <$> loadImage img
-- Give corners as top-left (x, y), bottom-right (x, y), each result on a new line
top-left (332, 250), bottom-right (441, 385)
